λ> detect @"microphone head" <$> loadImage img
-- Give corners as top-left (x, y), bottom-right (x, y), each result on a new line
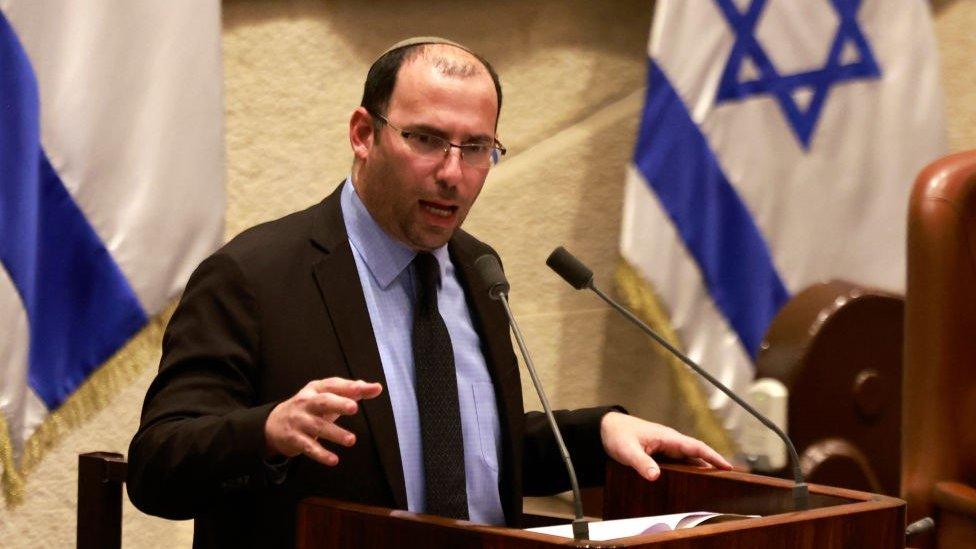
top-left (474, 254), bottom-right (510, 300)
top-left (546, 246), bottom-right (593, 290)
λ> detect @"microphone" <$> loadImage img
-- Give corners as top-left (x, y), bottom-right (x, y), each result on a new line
top-left (473, 254), bottom-right (590, 541)
top-left (476, 254), bottom-right (510, 299)
top-left (546, 246), bottom-right (810, 511)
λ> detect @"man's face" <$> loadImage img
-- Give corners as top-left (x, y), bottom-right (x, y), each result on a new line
top-left (352, 51), bottom-right (499, 251)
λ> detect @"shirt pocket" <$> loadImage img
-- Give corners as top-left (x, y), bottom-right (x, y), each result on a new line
top-left (471, 381), bottom-right (500, 473)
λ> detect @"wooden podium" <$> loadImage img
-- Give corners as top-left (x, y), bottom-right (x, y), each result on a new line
top-left (296, 461), bottom-right (906, 548)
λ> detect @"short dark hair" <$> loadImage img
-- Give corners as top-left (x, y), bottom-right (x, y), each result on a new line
top-left (360, 43), bottom-right (503, 125)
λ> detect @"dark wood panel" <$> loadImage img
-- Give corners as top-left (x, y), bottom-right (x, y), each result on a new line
top-left (77, 451), bottom-right (127, 549)
top-left (296, 461), bottom-right (906, 548)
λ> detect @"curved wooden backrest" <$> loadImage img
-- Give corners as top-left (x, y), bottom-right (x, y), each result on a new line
top-left (77, 452), bottom-right (126, 549)
top-left (756, 281), bottom-right (904, 497)
top-left (904, 150), bottom-right (976, 540)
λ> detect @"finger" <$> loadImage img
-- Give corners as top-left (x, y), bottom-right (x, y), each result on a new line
top-left (339, 379), bottom-right (383, 400)
top-left (644, 454), bottom-right (661, 481)
top-left (618, 440), bottom-right (662, 481)
top-left (660, 436), bottom-right (733, 470)
top-left (353, 380), bottom-right (384, 400)
top-left (698, 446), bottom-right (733, 470)
top-left (316, 421), bottom-right (356, 448)
top-left (307, 377), bottom-right (358, 394)
top-left (309, 378), bottom-right (383, 400)
top-left (300, 436), bottom-right (341, 467)
top-left (682, 439), bottom-right (732, 470)
top-left (635, 451), bottom-right (662, 481)
top-left (304, 392), bottom-right (360, 418)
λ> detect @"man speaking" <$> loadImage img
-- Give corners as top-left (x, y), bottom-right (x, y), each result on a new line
top-left (127, 37), bottom-right (730, 548)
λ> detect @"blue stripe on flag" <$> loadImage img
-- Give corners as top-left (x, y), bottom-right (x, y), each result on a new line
top-left (0, 11), bottom-right (148, 409)
top-left (633, 58), bottom-right (789, 357)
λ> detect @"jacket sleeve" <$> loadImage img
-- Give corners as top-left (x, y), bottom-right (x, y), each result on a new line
top-left (126, 251), bottom-right (278, 519)
top-left (521, 405), bottom-right (622, 496)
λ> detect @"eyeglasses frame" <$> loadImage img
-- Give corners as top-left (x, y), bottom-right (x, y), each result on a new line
top-left (367, 110), bottom-right (507, 168)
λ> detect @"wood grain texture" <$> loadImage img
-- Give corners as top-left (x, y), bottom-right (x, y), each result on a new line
top-left (296, 461), bottom-right (905, 548)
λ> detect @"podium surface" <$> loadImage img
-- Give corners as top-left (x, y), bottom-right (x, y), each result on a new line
top-left (297, 461), bottom-right (905, 548)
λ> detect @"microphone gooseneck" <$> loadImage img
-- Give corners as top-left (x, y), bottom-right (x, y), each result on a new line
top-left (545, 246), bottom-right (810, 511)
top-left (473, 254), bottom-right (590, 541)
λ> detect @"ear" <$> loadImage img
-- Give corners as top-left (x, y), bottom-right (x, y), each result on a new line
top-left (349, 107), bottom-right (376, 162)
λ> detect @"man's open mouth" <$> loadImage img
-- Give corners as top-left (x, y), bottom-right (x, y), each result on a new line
top-left (420, 200), bottom-right (457, 218)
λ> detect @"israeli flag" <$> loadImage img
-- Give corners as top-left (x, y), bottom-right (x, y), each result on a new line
top-left (0, 0), bottom-right (223, 501)
top-left (620, 0), bottom-right (945, 443)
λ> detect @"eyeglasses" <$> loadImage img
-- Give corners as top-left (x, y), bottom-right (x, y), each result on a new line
top-left (370, 111), bottom-right (507, 169)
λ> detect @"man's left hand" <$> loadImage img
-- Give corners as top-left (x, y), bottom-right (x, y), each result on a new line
top-left (600, 411), bottom-right (733, 481)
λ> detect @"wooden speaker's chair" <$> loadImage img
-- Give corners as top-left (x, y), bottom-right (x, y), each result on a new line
top-left (755, 281), bottom-right (904, 497)
top-left (904, 150), bottom-right (976, 548)
top-left (77, 452), bottom-right (126, 549)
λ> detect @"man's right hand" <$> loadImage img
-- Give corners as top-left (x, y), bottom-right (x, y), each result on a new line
top-left (264, 377), bottom-right (383, 467)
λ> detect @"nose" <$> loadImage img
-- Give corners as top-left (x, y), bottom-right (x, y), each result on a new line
top-left (434, 145), bottom-right (465, 187)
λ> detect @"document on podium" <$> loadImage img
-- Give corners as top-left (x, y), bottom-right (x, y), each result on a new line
top-left (525, 512), bottom-right (758, 541)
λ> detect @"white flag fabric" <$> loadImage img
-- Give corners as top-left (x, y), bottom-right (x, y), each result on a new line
top-left (0, 0), bottom-right (223, 500)
top-left (620, 0), bottom-right (945, 441)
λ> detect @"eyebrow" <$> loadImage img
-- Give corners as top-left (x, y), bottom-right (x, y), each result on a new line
top-left (404, 123), bottom-right (493, 144)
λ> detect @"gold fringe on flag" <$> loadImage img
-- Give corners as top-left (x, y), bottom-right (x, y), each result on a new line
top-left (0, 413), bottom-right (26, 506)
top-left (614, 260), bottom-right (737, 458)
top-left (0, 304), bottom-right (174, 507)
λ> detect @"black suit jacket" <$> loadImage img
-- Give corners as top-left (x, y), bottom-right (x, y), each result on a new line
top-left (127, 183), bottom-right (614, 548)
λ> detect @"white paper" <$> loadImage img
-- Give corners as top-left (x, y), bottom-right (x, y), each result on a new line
top-left (526, 512), bottom-right (755, 541)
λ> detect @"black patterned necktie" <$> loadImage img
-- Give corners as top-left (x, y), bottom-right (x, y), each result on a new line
top-left (411, 252), bottom-right (469, 520)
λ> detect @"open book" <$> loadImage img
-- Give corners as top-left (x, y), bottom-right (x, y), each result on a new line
top-left (525, 512), bottom-right (758, 541)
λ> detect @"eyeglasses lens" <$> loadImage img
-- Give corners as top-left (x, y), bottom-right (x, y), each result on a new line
top-left (404, 133), bottom-right (496, 168)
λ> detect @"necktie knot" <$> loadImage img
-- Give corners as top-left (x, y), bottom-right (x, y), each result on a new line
top-left (413, 252), bottom-right (441, 307)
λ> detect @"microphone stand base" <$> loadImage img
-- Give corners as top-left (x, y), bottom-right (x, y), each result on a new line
top-left (572, 518), bottom-right (590, 541)
top-left (793, 482), bottom-right (810, 511)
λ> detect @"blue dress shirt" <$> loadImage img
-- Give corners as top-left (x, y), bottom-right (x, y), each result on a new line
top-left (340, 179), bottom-right (505, 525)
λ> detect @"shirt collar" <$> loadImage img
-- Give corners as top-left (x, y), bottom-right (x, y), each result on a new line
top-left (341, 177), bottom-right (449, 288)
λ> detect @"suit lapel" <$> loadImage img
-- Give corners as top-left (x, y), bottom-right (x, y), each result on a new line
top-left (449, 241), bottom-right (519, 389)
top-left (449, 236), bottom-right (524, 525)
top-left (310, 185), bottom-right (408, 510)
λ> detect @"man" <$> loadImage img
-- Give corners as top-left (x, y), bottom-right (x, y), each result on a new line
top-left (127, 37), bottom-right (730, 547)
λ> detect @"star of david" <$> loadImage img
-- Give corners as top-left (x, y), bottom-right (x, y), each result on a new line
top-left (713, 0), bottom-right (881, 149)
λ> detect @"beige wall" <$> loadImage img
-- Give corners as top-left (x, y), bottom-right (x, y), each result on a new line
top-left (1, 1), bottom-right (972, 546)
top-left (935, 0), bottom-right (976, 151)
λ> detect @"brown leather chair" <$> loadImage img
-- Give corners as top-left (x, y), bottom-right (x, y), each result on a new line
top-left (904, 150), bottom-right (976, 549)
